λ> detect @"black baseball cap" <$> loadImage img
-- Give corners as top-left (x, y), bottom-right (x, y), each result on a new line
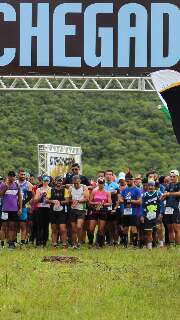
top-left (125, 174), bottom-right (133, 181)
top-left (8, 171), bottom-right (16, 177)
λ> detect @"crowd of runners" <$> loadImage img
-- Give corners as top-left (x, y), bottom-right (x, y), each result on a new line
top-left (0, 163), bottom-right (180, 250)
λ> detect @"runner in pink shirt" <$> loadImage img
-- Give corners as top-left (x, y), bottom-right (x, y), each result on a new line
top-left (89, 177), bottom-right (111, 247)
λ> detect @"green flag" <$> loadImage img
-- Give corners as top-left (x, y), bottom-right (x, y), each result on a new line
top-left (158, 105), bottom-right (171, 120)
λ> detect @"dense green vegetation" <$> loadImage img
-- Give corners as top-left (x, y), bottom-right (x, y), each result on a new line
top-left (0, 246), bottom-right (179, 320)
top-left (0, 91), bottom-right (179, 177)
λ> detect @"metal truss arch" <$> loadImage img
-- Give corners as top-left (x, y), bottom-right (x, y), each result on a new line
top-left (0, 75), bottom-right (155, 92)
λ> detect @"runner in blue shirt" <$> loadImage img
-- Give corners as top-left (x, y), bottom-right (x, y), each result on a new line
top-left (120, 175), bottom-right (142, 247)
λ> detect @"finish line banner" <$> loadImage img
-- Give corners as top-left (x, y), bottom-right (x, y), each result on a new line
top-left (0, 0), bottom-right (179, 75)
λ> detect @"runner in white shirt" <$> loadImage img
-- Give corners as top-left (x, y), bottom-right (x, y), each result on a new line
top-left (69, 175), bottom-right (89, 249)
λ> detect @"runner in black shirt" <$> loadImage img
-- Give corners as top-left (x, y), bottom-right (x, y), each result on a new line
top-left (141, 181), bottom-right (162, 250)
top-left (49, 177), bottom-right (69, 248)
top-left (64, 163), bottom-right (90, 186)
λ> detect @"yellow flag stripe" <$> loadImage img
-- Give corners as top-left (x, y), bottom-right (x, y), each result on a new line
top-left (160, 82), bottom-right (180, 93)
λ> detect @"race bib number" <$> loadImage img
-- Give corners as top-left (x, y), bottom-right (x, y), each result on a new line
top-left (1, 212), bottom-right (8, 220)
top-left (165, 207), bottom-right (174, 215)
top-left (146, 204), bottom-right (157, 220)
top-left (124, 208), bottom-right (132, 215)
top-left (53, 205), bottom-right (63, 212)
top-left (147, 212), bottom-right (156, 221)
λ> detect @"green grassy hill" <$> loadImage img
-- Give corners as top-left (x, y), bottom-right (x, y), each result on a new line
top-left (0, 91), bottom-right (179, 177)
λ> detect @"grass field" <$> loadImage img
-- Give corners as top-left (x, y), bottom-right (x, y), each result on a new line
top-left (0, 246), bottom-right (179, 320)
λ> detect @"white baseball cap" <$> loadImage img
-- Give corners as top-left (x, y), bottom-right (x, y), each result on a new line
top-left (170, 170), bottom-right (179, 176)
top-left (118, 172), bottom-right (126, 180)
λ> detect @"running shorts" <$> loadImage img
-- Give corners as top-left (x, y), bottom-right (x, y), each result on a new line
top-left (163, 209), bottom-right (180, 225)
top-left (51, 211), bottom-right (68, 224)
top-left (19, 207), bottom-right (28, 222)
top-left (70, 209), bottom-right (86, 222)
top-left (143, 217), bottom-right (156, 230)
top-left (88, 210), bottom-right (107, 221)
top-left (122, 215), bottom-right (137, 227)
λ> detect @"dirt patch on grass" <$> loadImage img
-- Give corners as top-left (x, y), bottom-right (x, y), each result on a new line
top-left (42, 256), bottom-right (80, 263)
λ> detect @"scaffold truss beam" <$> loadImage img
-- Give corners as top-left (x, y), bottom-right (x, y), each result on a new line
top-left (0, 76), bottom-right (155, 92)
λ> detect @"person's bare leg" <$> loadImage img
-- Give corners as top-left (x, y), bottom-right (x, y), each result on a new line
top-left (157, 223), bottom-right (164, 247)
top-left (8, 222), bottom-right (17, 247)
top-left (71, 222), bottom-right (77, 247)
top-left (82, 220), bottom-right (88, 243)
top-left (26, 220), bottom-right (32, 243)
top-left (20, 222), bottom-right (27, 244)
top-left (123, 226), bottom-right (129, 247)
top-left (88, 220), bottom-right (97, 245)
top-left (77, 219), bottom-right (85, 245)
top-left (59, 224), bottom-right (68, 246)
top-left (98, 220), bottom-right (106, 247)
top-left (131, 226), bottom-right (138, 247)
top-left (0, 222), bottom-right (7, 247)
top-left (51, 224), bottom-right (58, 246)
top-left (146, 230), bottom-right (153, 250)
top-left (111, 220), bottom-right (119, 245)
top-left (167, 224), bottom-right (175, 245)
top-left (173, 224), bottom-right (180, 245)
